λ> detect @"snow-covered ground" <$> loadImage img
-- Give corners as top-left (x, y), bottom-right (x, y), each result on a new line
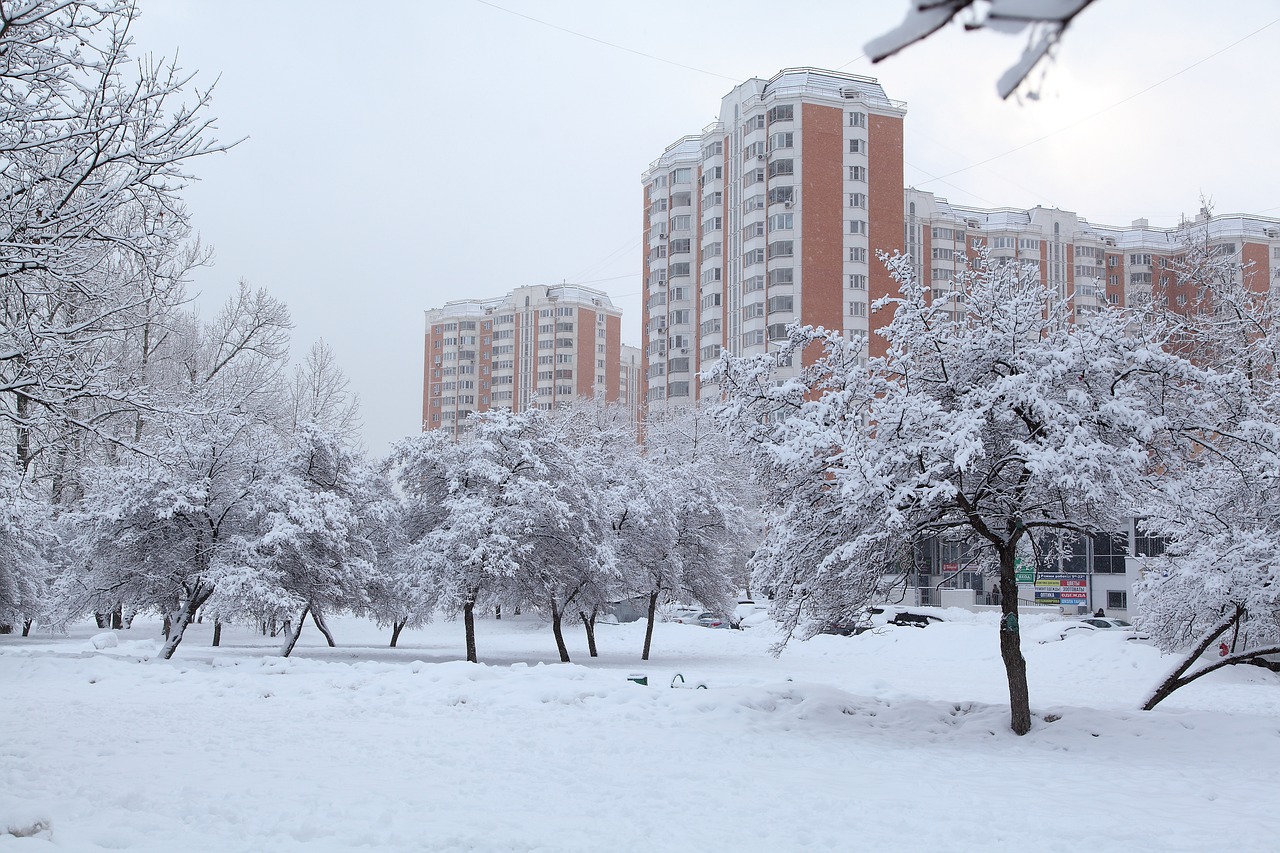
top-left (4, 610), bottom-right (1279, 852)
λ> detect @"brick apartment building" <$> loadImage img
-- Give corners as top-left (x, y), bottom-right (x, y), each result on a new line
top-left (421, 284), bottom-right (629, 438)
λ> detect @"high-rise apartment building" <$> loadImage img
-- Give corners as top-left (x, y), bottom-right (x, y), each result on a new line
top-left (641, 68), bottom-right (907, 407)
top-left (905, 189), bottom-right (1280, 318)
top-left (422, 284), bottom-right (627, 437)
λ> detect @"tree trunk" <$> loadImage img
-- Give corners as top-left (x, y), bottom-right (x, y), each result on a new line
top-left (390, 618), bottom-right (407, 648)
top-left (22, 619), bottom-right (32, 637)
top-left (463, 599), bottom-right (477, 663)
top-left (641, 590), bottom-right (659, 661)
top-left (162, 613), bottom-right (172, 639)
top-left (551, 603), bottom-right (571, 663)
top-left (997, 546), bottom-right (1032, 735)
top-left (95, 612), bottom-right (109, 629)
top-left (580, 608), bottom-right (598, 658)
top-left (212, 619), bottom-right (222, 647)
top-left (495, 605), bottom-right (501, 620)
top-left (280, 604), bottom-right (310, 657)
top-left (112, 604), bottom-right (123, 630)
top-left (1140, 606), bottom-right (1280, 710)
top-left (310, 607), bottom-right (336, 647)
top-left (268, 616), bottom-right (278, 637)
top-left (157, 585), bottom-right (214, 660)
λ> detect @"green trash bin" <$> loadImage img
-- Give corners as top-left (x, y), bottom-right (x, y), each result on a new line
top-left (627, 673), bottom-right (648, 686)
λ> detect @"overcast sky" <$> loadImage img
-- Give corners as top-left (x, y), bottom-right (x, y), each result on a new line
top-left (131, 1), bottom-right (1280, 455)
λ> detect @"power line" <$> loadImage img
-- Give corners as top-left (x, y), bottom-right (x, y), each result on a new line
top-left (470, 0), bottom-right (740, 82)
top-left (916, 15), bottom-right (1280, 187)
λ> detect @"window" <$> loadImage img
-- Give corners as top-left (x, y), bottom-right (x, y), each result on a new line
top-left (992, 236), bottom-right (1015, 249)
top-left (931, 247), bottom-right (955, 260)
top-left (768, 131), bottom-right (793, 150)
top-left (768, 240), bottom-right (794, 259)
top-left (769, 213), bottom-right (793, 231)
top-left (848, 111), bottom-right (866, 128)
top-left (848, 273), bottom-right (867, 289)
top-left (1129, 253), bottom-right (1152, 266)
top-left (848, 165), bottom-right (866, 181)
top-left (668, 357), bottom-right (690, 373)
top-left (1107, 591), bottom-right (1128, 610)
top-left (1019, 238), bottom-right (1038, 250)
top-left (742, 329), bottom-right (765, 348)
top-left (702, 141), bottom-right (722, 161)
top-left (701, 292), bottom-right (721, 309)
top-left (848, 247), bottom-right (867, 263)
top-left (849, 219), bottom-right (867, 235)
top-left (849, 301), bottom-right (866, 317)
top-left (768, 267), bottom-right (793, 286)
top-left (932, 268), bottom-right (953, 281)
top-left (669, 309), bottom-right (691, 325)
top-left (1091, 532), bottom-right (1128, 574)
top-left (702, 191), bottom-right (723, 209)
top-left (767, 323), bottom-right (789, 341)
top-left (767, 104), bottom-right (794, 123)
top-left (670, 285), bottom-right (690, 302)
top-left (669, 262), bottom-right (690, 278)
top-left (671, 191), bottom-right (691, 208)
top-left (705, 241), bottom-right (722, 258)
top-left (668, 381), bottom-right (690, 397)
top-left (932, 227), bottom-right (955, 240)
top-left (1130, 272), bottom-right (1153, 285)
top-left (743, 114), bottom-right (766, 132)
top-left (743, 167), bottom-right (765, 187)
top-left (744, 193), bottom-right (766, 212)
top-left (848, 192), bottom-right (866, 208)
top-left (767, 295), bottom-right (793, 313)
top-left (701, 344), bottom-right (721, 360)
top-left (1108, 274), bottom-right (1119, 287)
top-left (699, 318), bottom-right (722, 336)
top-left (767, 186), bottom-right (794, 206)
top-left (744, 275), bottom-right (765, 292)
top-left (1133, 523), bottom-right (1167, 558)
top-left (670, 215), bottom-right (691, 231)
top-left (767, 159), bottom-right (793, 178)
top-left (744, 301), bottom-right (766, 319)
top-left (743, 221), bottom-right (765, 239)
top-left (701, 165), bottom-right (722, 182)
top-left (672, 167), bottom-right (692, 184)
top-left (744, 248), bottom-right (766, 266)
top-left (669, 238), bottom-right (691, 254)
top-left (703, 217), bottom-right (723, 232)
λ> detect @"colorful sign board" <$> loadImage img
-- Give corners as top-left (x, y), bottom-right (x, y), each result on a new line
top-left (1033, 573), bottom-right (1088, 605)
top-left (1014, 558), bottom-right (1034, 585)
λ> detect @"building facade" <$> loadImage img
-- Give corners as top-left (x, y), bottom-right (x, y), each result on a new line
top-left (422, 284), bottom-right (627, 437)
top-left (905, 190), bottom-right (1280, 322)
top-left (641, 67), bottom-right (907, 409)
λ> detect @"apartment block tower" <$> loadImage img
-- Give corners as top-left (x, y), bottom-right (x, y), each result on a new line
top-left (422, 284), bottom-right (627, 437)
top-left (904, 189), bottom-right (1280, 319)
top-left (641, 68), bottom-right (907, 407)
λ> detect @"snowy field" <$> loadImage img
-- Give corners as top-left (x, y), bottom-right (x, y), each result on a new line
top-left (4, 611), bottom-right (1280, 852)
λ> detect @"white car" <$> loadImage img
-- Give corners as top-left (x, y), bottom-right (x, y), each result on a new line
top-left (1034, 617), bottom-right (1149, 643)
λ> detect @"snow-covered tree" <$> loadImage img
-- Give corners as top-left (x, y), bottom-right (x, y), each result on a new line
top-left (0, 1), bottom-right (227, 468)
top-left (1129, 211), bottom-right (1280, 708)
top-left (711, 247), bottom-right (1218, 735)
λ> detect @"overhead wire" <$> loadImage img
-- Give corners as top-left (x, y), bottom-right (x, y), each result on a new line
top-left (916, 15), bottom-right (1280, 186)
top-left (470, 0), bottom-right (740, 81)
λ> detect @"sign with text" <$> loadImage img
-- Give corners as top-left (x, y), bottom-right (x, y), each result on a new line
top-left (1033, 573), bottom-right (1088, 605)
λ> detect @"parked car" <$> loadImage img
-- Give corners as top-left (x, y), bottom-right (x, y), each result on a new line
top-left (733, 600), bottom-right (771, 628)
top-left (673, 611), bottom-right (728, 629)
top-left (1033, 616), bottom-right (1150, 643)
